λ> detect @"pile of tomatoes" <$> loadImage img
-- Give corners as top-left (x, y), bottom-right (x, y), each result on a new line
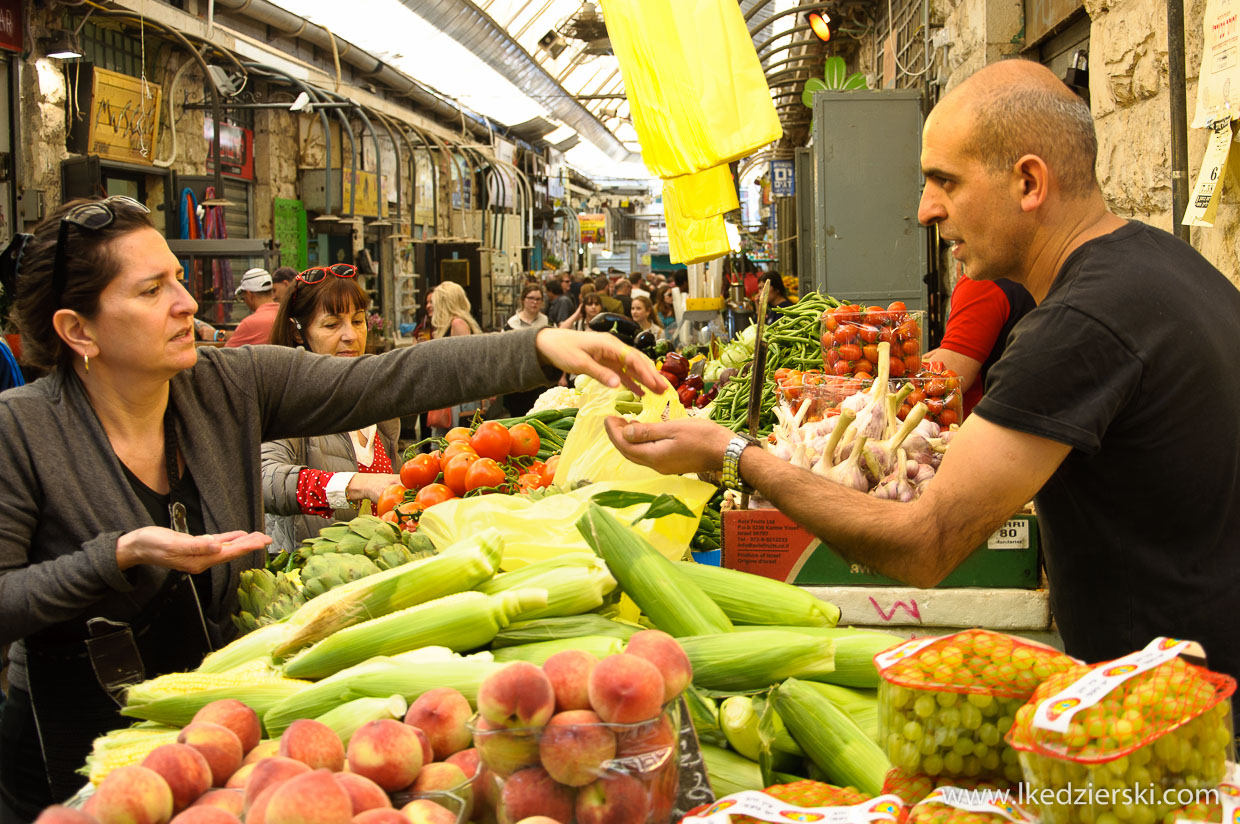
top-left (821, 302), bottom-right (923, 379)
top-left (897, 363), bottom-right (964, 428)
top-left (773, 368), bottom-right (871, 423)
top-left (375, 421), bottom-right (560, 530)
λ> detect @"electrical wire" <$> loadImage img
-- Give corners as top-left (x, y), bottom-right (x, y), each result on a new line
top-left (887, 0), bottom-right (931, 79)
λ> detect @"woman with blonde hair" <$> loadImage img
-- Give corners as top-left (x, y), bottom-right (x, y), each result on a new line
top-left (429, 281), bottom-right (484, 431)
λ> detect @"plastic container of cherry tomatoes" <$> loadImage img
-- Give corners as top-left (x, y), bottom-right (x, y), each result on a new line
top-left (896, 365), bottom-right (964, 429)
top-left (822, 303), bottom-right (925, 381)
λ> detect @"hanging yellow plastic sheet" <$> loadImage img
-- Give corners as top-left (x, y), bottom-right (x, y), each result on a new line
top-left (416, 376), bottom-right (716, 569)
top-left (667, 165), bottom-right (739, 220)
top-left (664, 177), bottom-right (733, 264)
top-left (600, 0), bottom-right (783, 178)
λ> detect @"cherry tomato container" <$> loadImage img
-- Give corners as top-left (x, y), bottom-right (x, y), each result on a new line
top-left (821, 305), bottom-right (925, 381)
top-left (896, 372), bottom-right (964, 429)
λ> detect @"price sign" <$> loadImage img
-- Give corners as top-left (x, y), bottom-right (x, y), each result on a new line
top-left (770, 160), bottom-right (795, 197)
top-left (987, 519), bottom-right (1030, 550)
top-left (1182, 117), bottom-right (1237, 226)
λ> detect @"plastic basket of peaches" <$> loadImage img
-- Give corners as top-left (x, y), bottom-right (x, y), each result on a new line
top-left (896, 362), bottom-right (964, 429)
top-left (821, 302), bottom-right (924, 381)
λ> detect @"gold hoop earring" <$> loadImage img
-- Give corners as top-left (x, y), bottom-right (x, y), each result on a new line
top-left (83, 354), bottom-right (90, 373)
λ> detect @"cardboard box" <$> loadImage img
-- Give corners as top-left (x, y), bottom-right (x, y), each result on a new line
top-left (721, 509), bottom-right (1039, 588)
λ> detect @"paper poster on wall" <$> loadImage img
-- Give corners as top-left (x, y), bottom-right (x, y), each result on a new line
top-left (1193, 0), bottom-right (1240, 126)
top-left (580, 212), bottom-right (606, 244)
top-left (414, 152), bottom-right (435, 226)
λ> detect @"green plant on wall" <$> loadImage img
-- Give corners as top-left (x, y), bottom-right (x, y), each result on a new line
top-left (802, 56), bottom-right (869, 106)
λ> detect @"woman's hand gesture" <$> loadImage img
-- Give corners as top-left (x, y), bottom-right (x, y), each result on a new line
top-left (117, 528), bottom-right (271, 574)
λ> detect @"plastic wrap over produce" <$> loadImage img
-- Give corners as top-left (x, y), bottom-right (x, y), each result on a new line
top-left (598, 0), bottom-right (782, 179)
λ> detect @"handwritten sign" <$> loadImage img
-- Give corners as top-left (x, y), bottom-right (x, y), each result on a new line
top-left (88, 67), bottom-right (161, 165)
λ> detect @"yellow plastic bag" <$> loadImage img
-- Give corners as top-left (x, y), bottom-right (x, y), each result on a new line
top-left (600, 0), bottom-right (783, 178)
top-left (664, 180), bottom-right (733, 264)
top-left (416, 476), bottom-right (715, 570)
top-left (666, 165), bottom-right (739, 220)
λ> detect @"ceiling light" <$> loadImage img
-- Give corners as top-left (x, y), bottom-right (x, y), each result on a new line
top-left (40, 31), bottom-right (81, 60)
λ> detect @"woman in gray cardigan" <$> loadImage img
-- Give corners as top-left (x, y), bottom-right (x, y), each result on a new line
top-left (262, 268), bottom-right (402, 551)
top-left (0, 197), bottom-right (666, 816)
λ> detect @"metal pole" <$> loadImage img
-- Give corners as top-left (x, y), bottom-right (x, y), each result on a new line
top-left (1168, 0), bottom-right (1191, 242)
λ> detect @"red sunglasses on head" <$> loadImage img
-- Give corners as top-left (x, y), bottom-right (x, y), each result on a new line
top-left (296, 263), bottom-right (357, 285)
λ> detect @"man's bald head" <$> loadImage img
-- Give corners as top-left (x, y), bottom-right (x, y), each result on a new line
top-left (939, 60), bottom-right (1099, 197)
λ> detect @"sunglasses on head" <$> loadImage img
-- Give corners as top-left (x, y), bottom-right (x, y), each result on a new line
top-left (295, 263), bottom-right (357, 286)
top-left (52, 196), bottom-right (150, 297)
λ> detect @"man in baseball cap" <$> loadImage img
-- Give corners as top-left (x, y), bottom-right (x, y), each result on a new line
top-left (226, 267), bottom-right (278, 347)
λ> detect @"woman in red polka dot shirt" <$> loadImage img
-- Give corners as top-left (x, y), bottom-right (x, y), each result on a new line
top-left (261, 267), bottom-right (402, 551)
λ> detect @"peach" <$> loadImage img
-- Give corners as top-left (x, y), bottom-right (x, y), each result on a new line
top-left (191, 700), bottom-right (262, 754)
top-left (623, 630), bottom-right (692, 703)
top-left (400, 799), bottom-right (456, 824)
top-left (242, 741), bottom-right (280, 766)
top-left (404, 687), bottom-right (473, 758)
top-left (176, 722), bottom-right (244, 787)
top-left (514, 819), bottom-right (566, 824)
top-left (476, 662), bottom-right (556, 729)
top-left (498, 767), bottom-right (575, 824)
top-left (141, 743), bottom-right (213, 813)
top-left (644, 755), bottom-right (679, 824)
top-left (243, 786), bottom-right (278, 824)
top-left (444, 748), bottom-right (483, 796)
top-left (586, 654), bottom-right (664, 724)
top-left (345, 718), bottom-right (424, 791)
top-left (224, 763), bottom-right (255, 790)
top-left (615, 713), bottom-right (677, 763)
top-left (279, 719), bottom-right (345, 772)
top-left (537, 710), bottom-right (615, 787)
top-left (190, 790), bottom-right (244, 817)
top-left (574, 773), bottom-right (649, 824)
top-left (84, 765), bottom-right (174, 824)
top-left (168, 808), bottom-right (240, 824)
top-left (34, 806), bottom-right (100, 824)
top-left (409, 725), bottom-right (434, 765)
top-left (477, 766), bottom-right (503, 824)
top-left (265, 770), bottom-right (352, 824)
top-left (334, 772), bottom-right (392, 815)
top-left (410, 762), bottom-right (471, 818)
top-left (243, 757), bottom-right (310, 811)
top-left (541, 650), bottom-right (597, 713)
top-left (473, 716), bottom-right (540, 777)
top-left (351, 811), bottom-right (410, 824)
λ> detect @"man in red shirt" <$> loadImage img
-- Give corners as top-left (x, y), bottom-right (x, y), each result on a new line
top-left (924, 275), bottom-right (1034, 416)
top-left (226, 268), bottom-right (279, 347)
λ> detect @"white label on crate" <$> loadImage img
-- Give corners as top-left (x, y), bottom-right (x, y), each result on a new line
top-left (918, 788), bottom-right (1036, 823)
top-left (987, 519), bottom-right (1030, 550)
top-left (681, 792), bottom-right (905, 824)
top-left (1033, 637), bottom-right (1190, 733)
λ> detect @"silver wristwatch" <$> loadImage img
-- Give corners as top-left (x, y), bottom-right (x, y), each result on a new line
top-left (721, 434), bottom-right (758, 493)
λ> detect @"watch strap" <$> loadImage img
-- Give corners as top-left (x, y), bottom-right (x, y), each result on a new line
top-left (721, 434), bottom-right (757, 493)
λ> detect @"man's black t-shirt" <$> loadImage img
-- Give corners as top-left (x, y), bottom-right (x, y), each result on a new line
top-left (973, 221), bottom-right (1240, 681)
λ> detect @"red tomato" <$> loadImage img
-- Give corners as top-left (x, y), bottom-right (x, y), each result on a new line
top-left (773, 368), bottom-right (791, 382)
top-left (938, 408), bottom-right (959, 427)
top-left (832, 360), bottom-right (853, 376)
top-left (945, 376), bottom-right (961, 392)
top-left (444, 427), bottom-right (472, 444)
top-left (465, 457), bottom-right (506, 493)
top-left (889, 356), bottom-right (906, 379)
top-left (508, 423), bottom-right (540, 458)
top-left (887, 300), bottom-right (908, 313)
top-left (528, 460), bottom-right (547, 479)
top-left (837, 343), bottom-right (863, 363)
top-left (903, 339), bottom-right (921, 358)
top-left (518, 473), bottom-right (543, 493)
top-left (905, 355), bottom-right (922, 375)
top-left (858, 325), bottom-right (880, 344)
top-left (908, 389), bottom-right (927, 405)
top-left (832, 327), bottom-right (856, 345)
top-left (379, 510), bottom-right (399, 524)
top-left (925, 378), bottom-right (947, 397)
top-left (471, 421), bottom-right (513, 461)
top-left (399, 454), bottom-right (441, 490)
top-left (862, 344), bottom-right (880, 364)
top-left (414, 483), bottom-right (456, 509)
top-left (540, 455), bottom-right (560, 487)
top-left (925, 397), bottom-right (945, 416)
top-left (878, 326), bottom-right (895, 344)
top-left (443, 453), bottom-right (479, 496)
top-left (864, 306), bottom-right (887, 326)
top-left (442, 441), bottom-right (477, 464)
top-left (895, 319), bottom-right (921, 341)
top-left (376, 483), bottom-right (407, 516)
top-left (824, 348), bottom-right (840, 367)
top-left (823, 313), bottom-right (840, 332)
top-left (854, 358), bottom-right (874, 375)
